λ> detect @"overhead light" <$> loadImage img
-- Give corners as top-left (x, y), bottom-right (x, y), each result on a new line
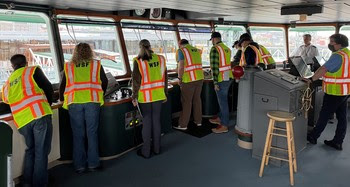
top-left (135, 9), bottom-right (146, 16)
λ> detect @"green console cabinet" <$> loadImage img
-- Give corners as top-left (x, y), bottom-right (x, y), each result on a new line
top-left (0, 121), bottom-right (13, 187)
top-left (201, 80), bottom-right (219, 117)
top-left (59, 97), bottom-right (172, 159)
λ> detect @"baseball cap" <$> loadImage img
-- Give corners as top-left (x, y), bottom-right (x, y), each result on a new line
top-left (209, 32), bottom-right (221, 40)
top-left (238, 33), bottom-right (252, 44)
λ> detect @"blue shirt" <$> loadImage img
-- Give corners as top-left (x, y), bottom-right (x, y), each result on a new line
top-left (324, 53), bottom-right (342, 73)
top-left (177, 50), bottom-right (184, 62)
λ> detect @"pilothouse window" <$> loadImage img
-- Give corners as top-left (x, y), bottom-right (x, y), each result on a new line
top-left (250, 26), bottom-right (287, 65)
top-left (289, 26), bottom-right (335, 60)
top-left (0, 10), bottom-right (60, 88)
top-left (57, 15), bottom-right (126, 77)
top-left (121, 20), bottom-right (178, 71)
top-left (178, 23), bottom-right (211, 67)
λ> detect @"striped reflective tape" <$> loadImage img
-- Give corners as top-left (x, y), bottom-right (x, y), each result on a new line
top-left (140, 82), bottom-right (165, 90)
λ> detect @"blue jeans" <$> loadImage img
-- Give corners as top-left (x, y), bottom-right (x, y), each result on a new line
top-left (309, 94), bottom-right (349, 144)
top-left (68, 103), bottom-right (101, 170)
top-left (18, 115), bottom-right (52, 187)
top-left (215, 80), bottom-right (233, 126)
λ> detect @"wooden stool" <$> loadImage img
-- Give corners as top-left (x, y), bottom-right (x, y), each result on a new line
top-left (259, 111), bottom-right (297, 186)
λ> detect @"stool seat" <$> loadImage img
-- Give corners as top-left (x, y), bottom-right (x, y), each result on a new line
top-left (267, 111), bottom-right (295, 122)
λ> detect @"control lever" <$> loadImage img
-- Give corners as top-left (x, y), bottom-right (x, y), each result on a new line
top-left (136, 102), bottom-right (143, 118)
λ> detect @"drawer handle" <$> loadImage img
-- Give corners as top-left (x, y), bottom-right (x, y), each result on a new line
top-left (261, 98), bottom-right (269, 103)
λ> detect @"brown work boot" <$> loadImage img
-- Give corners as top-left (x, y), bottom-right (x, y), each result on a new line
top-left (209, 117), bottom-right (221, 125)
top-left (212, 125), bottom-right (228, 133)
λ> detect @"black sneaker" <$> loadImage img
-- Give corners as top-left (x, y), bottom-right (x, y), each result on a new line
top-left (324, 140), bottom-right (343, 151)
top-left (307, 135), bottom-right (317, 144)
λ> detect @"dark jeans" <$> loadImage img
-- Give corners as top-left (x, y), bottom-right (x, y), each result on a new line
top-left (215, 80), bottom-right (233, 126)
top-left (18, 115), bottom-right (52, 187)
top-left (139, 100), bottom-right (163, 157)
top-left (68, 103), bottom-right (101, 170)
top-left (309, 94), bottom-right (349, 144)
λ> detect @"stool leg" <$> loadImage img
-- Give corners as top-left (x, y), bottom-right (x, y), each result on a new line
top-left (286, 122), bottom-right (294, 186)
top-left (265, 120), bottom-right (275, 166)
top-left (290, 122), bottom-right (297, 172)
top-left (259, 119), bottom-right (274, 177)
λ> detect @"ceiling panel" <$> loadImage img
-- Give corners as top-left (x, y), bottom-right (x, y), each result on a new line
top-left (3, 0), bottom-right (350, 23)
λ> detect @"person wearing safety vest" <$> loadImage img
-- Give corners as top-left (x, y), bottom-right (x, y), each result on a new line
top-left (59, 43), bottom-right (108, 173)
top-left (258, 44), bottom-right (276, 69)
top-left (132, 39), bottom-right (168, 158)
top-left (238, 33), bottom-right (266, 70)
top-left (208, 32), bottom-right (233, 133)
top-left (306, 34), bottom-right (350, 151)
top-left (1, 54), bottom-right (53, 187)
top-left (173, 39), bottom-right (204, 130)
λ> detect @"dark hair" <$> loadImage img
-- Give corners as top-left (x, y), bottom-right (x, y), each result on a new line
top-left (303, 34), bottom-right (311, 38)
top-left (330, 34), bottom-right (349, 47)
top-left (10, 54), bottom-right (27, 69)
top-left (179, 39), bottom-right (189, 45)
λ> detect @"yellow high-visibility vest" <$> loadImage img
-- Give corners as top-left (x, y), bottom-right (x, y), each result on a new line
top-left (323, 48), bottom-right (350, 96)
top-left (134, 54), bottom-right (166, 103)
top-left (259, 45), bottom-right (275, 65)
top-left (63, 60), bottom-right (104, 109)
top-left (1, 66), bottom-right (52, 129)
top-left (178, 44), bottom-right (204, 83)
top-left (215, 43), bottom-right (233, 82)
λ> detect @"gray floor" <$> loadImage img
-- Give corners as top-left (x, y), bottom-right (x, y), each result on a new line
top-left (50, 119), bottom-right (350, 187)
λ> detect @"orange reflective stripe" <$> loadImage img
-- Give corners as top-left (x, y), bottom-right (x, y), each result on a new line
top-left (140, 82), bottom-right (165, 90)
top-left (259, 48), bottom-right (269, 65)
top-left (338, 51), bottom-right (349, 77)
top-left (66, 63), bottom-right (75, 86)
top-left (11, 95), bottom-right (47, 112)
top-left (216, 46), bottom-right (227, 67)
top-left (65, 83), bottom-right (102, 93)
top-left (22, 67), bottom-right (36, 96)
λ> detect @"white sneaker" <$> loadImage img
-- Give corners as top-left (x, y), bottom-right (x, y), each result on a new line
top-left (173, 125), bottom-right (187, 130)
top-left (196, 123), bottom-right (202, 127)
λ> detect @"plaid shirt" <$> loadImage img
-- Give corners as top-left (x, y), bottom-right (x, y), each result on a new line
top-left (210, 42), bottom-right (221, 85)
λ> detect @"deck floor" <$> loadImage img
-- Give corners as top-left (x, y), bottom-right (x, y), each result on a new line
top-left (49, 116), bottom-right (350, 187)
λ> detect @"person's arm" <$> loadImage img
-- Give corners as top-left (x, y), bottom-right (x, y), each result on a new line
top-left (310, 54), bottom-right (342, 81)
top-left (177, 50), bottom-right (185, 81)
top-left (100, 66), bottom-right (108, 94)
top-left (59, 71), bottom-right (66, 101)
top-left (210, 47), bottom-right (219, 85)
top-left (132, 60), bottom-right (141, 100)
top-left (33, 67), bottom-right (53, 105)
top-left (164, 68), bottom-right (168, 97)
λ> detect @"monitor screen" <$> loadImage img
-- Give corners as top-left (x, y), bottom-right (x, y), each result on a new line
top-left (313, 56), bottom-right (327, 66)
top-left (289, 56), bottom-right (313, 78)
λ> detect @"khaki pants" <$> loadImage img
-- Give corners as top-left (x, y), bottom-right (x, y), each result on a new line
top-left (179, 80), bottom-right (203, 127)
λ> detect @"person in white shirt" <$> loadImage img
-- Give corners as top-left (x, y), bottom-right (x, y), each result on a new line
top-left (291, 34), bottom-right (319, 58)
